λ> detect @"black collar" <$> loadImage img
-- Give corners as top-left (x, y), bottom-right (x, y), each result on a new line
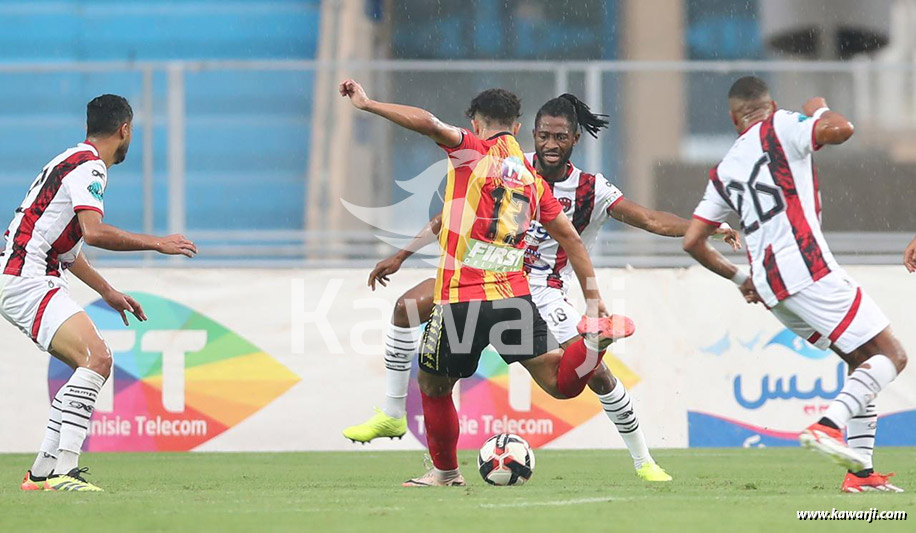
top-left (487, 131), bottom-right (513, 140)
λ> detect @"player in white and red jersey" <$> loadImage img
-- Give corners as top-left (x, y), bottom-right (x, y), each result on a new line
top-left (1, 95), bottom-right (197, 492)
top-left (683, 76), bottom-right (906, 493)
top-left (343, 94), bottom-right (739, 482)
top-left (522, 92), bottom-right (742, 353)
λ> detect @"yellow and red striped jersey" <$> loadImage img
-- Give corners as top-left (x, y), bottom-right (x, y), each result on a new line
top-left (435, 129), bottom-right (561, 304)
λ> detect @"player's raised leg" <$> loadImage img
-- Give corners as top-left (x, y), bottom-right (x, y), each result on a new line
top-left (40, 312), bottom-right (112, 492)
top-left (343, 278), bottom-right (436, 443)
top-left (518, 313), bottom-right (633, 401)
top-left (554, 315), bottom-right (634, 398)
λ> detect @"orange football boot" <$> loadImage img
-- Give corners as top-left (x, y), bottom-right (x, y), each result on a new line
top-left (842, 471), bottom-right (904, 493)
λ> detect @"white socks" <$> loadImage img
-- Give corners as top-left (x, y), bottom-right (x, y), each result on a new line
top-left (53, 367), bottom-right (106, 475)
top-left (434, 467), bottom-right (461, 482)
top-left (597, 381), bottom-right (653, 469)
top-left (846, 403), bottom-right (877, 471)
top-left (824, 355), bottom-right (898, 429)
top-left (30, 390), bottom-right (65, 477)
top-left (383, 324), bottom-right (421, 418)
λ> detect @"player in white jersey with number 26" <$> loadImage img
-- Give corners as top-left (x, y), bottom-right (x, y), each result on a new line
top-left (683, 76), bottom-right (907, 493)
top-left (1, 95), bottom-right (197, 492)
top-left (344, 94), bottom-right (740, 483)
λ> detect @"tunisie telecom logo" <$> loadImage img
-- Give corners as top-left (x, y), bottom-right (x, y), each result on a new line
top-left (47, 293), bottom-right (299, 451)
top-left (407, 347), bottom-right (640, 449)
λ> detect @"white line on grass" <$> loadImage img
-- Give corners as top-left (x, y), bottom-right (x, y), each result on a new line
top-left (478, 496), bottom-right (623, 508)
top-left (211, 505), bottom-right (407, 515)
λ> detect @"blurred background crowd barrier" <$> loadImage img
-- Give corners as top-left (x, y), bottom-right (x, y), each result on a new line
top-left (1, 0), bottom-right (915, 267)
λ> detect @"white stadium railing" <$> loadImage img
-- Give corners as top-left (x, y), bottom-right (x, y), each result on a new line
top-left (1, 59), bottom-right (914, 268)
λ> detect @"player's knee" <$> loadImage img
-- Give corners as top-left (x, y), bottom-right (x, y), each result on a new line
top-left (393, 294), bottom-right (431, 329)
top-left (587, 367), bottom-right (615, 395)
top-left (418, 371), bottom-right (452, 397)
top-left (392, 296), bottom-right (414, 328)
top-left (878, 331), bottom-right (908, 373)
top-left (85, 341), bottom-right (112, 379)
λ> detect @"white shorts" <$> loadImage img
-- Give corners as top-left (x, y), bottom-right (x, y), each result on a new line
top-left (769, 270), bottom-right (889, 354)
top-left (0, 275), bottom-right (82, 352)
top-left (530, 285), bottom-right (580, 345)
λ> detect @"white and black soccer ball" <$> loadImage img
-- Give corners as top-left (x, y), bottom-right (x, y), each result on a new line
top-left (477, 433), bottom-right (535, 486)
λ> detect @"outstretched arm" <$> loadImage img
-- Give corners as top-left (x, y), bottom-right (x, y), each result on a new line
top-left (610, 198), bottom-right (741, 250)
top-left (77, 210), bottom-right (197, 257)
top-left (339, 79), bottom-right (463, 148)
top-left (683, 218), bottom-right (758, 304)
top-left (68, 252), bottom-right (147, 325)
top-left (368, 214), bottom-right (443, 290)
top-left (542, 212), bottom-right (605, 317)
top-left (803, 97), bottom-right (854, 146)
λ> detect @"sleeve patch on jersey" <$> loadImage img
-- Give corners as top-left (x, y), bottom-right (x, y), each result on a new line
top-left (797, 114), bottom-right (810, 122)
top-left (607, 194), bottom-right (624, 213)
top-left (87, 181), bottom-right (104, 201)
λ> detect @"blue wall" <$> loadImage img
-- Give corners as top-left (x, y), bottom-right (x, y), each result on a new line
top-left (0, 1), bottom-right (320, 233)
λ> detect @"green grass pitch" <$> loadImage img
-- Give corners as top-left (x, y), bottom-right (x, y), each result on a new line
top-left (1, 448), bottom-right (913, 532)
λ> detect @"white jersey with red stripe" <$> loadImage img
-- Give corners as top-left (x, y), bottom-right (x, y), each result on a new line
top-left (1, 142), bottom-right (107, 279)
top-left (522, 153), bottom-right (623, 289)
top-left (693, 109), bottom-right (839, 308)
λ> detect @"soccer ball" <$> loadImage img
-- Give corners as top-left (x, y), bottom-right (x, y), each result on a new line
top-left (477, 433), bottom-right (535, 486)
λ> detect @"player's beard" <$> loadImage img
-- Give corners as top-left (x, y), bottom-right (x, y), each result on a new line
top-left (535, 146), bottom-right (573, 180)
top-left (113, 140), bottom-right (130, 165)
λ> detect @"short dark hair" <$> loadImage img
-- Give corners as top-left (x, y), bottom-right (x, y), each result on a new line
top-left (464, 88), bottom-right (521, 127)
top-left (86, 94), bottom-right (133, 137)
top-left (728, 76), bottom-right (770, 101)
top-left (535, 93), bottom-right (609, 138)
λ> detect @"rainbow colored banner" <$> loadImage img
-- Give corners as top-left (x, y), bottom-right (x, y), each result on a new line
top-left (48, 293), bottom-right (299, 452)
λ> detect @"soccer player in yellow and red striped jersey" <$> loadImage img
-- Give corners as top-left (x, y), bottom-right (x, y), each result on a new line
top-left (434, 110), bottom-right (556, 304)
top-left (340, 80), bottom-right (631, 487)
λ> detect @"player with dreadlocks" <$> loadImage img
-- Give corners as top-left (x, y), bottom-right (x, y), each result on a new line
top-left (344, 94), bottom-right (740, 482)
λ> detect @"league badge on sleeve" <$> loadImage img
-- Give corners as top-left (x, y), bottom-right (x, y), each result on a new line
top-left (88, 181), bottom-right (104, 201)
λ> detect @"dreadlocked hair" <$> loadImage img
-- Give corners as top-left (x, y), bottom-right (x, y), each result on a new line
top-left (535, 93), bottom-right (609, 138)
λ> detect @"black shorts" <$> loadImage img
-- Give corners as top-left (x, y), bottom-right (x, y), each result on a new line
top-left (419, 295), bottom-right (558, 378)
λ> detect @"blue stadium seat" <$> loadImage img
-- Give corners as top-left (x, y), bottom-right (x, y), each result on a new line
top-left (0, 1), bottom-right (319, 233)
